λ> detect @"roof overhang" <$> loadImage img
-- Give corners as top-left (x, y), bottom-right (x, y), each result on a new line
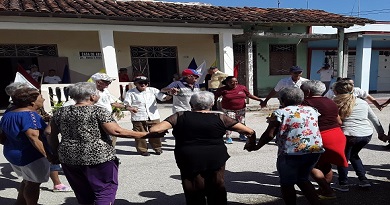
top-left (235, 31), bottom-right (337, 42)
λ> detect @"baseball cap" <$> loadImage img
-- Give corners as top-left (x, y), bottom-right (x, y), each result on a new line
top-left (133, 76), bottom-right (149, 84)
top-left (290, 66), bottom-right (303, 73)
top-left (91, 73), bottom-right (115, 82)
top-left (182, 69), bottom-right (200, 77)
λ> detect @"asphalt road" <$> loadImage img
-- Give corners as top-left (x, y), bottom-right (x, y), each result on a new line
top-left (1, 100), bottom-right (390, 205)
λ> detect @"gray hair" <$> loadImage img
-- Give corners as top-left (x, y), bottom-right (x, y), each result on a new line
top-left (300, 80), bottom-right (326, 96)
top-left (68, 82), bottom-right (98, 103)
top-left (190, 91), bottom-right (215, 111)
top-left (279, 87), bottom-right (304, 106)
top-left (5, 82), bottom-right (30, 97)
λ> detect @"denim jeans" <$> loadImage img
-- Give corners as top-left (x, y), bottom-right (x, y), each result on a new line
top-left (337, 134), bottom-right (372, 184)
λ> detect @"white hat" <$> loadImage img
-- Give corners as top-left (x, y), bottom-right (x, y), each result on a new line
top-left (91, 73), bottom-right (115, 82)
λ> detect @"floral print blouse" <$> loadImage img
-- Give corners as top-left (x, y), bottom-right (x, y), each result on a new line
top-left (269, 105), bottom-right (324, 156)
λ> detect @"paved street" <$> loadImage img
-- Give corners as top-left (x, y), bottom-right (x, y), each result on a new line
top-left (1, 97), bottom-right (390, 204)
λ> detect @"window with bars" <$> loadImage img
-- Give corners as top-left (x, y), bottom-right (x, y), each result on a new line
top-left (269, 44), bottom-right (296, 75)
top-left (0, 44), bottom-right (58, 57)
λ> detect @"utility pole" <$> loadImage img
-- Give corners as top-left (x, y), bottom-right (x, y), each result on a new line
top-left (278, 0), bottom-right (280, 8)
top-left (307, 0), bottom-right (309, 9)
top-left (358, 0), bottom-right (360, 17)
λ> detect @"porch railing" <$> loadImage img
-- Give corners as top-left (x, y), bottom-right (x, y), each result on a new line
top-left (41, 82), bottom-right (135, 114)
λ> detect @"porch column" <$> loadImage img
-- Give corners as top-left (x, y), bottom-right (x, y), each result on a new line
top-left (355, 36), bottom-right (372, 92)
top-left (218, 32), bottom-right (234, 76)
top-left (99, 30), bottom-right (120, 98)
top-left (245, 36), bottom-right (254, 102)
top-left (337, 27), bottom-right (345, 78)
top-left (343, 38), bottom-right (349, 78)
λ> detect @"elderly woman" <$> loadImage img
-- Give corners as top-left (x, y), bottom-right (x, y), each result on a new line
top-left (300, 80), bottom-right (348, 199)
top-left (48, 82), bottom-right (151, 205)
top-left (249, 87), bottom-right (324, 205)
top-left (214, 76), bottom-right (262, 143)
top-left (4, 82), bottom-right (71, 192)
top-left (332, 80), bottom-right (388, 191)
top-left (0, 87), bottom-right (51, 205)
top-left (150, 91), bottom-right (255, 205)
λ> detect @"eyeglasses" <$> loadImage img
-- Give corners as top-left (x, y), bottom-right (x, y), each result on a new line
top-left (293, 71), bottom-right (302, 74)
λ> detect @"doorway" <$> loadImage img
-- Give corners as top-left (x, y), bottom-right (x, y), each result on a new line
top-left (130, 46), bottom-right (178, 89)
top-left (148, 58), bottom-right (177, 89)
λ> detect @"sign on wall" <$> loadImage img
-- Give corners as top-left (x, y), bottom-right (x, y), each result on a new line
top-left (79, 52), bottom-right (102, 59)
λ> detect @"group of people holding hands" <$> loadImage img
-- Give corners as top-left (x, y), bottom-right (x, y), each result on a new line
top-left (1, 64), bottom-right (390, 205)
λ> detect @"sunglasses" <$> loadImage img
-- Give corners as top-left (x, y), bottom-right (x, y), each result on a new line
top-left (100, 80), bottom-right (111, 85)
top-left (293, 71), bottom-right (302, 74)
top-left (137, 81), bottom-right (148, 85)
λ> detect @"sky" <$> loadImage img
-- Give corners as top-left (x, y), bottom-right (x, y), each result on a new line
top-left (164, 0), bottom-right (390, 21)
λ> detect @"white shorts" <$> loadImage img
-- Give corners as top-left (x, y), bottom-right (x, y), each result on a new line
top-left (11, 157), bottom-right (50, 183)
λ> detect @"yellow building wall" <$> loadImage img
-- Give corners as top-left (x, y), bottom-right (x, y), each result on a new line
top-left (0, 30), bottom-right (216, 82)
top-left (114, 32), bottom-right (216, 76)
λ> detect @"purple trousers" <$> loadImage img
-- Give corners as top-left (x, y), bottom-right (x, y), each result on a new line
top-left (62, 160), bottom-right (119, 205)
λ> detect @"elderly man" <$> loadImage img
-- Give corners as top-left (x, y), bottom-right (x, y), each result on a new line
top-left (161, 69), bottom-right (201, 113)
top-left (63, 73), bottom-right (125, 146)
top-left (123, 76), bottom-right (171, 156)
top-left (92, 73), bottom-right (126, 145)
top-left (260, 66), bottom-right (309, 108)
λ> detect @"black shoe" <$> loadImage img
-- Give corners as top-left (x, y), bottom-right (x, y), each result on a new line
top-left (155, 150), bottom-right (163, 155)
top-left (140, 152), bottom-right (150, 156)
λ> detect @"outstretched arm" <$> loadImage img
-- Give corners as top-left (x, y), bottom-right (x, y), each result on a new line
top-left (150, 121), bottom-right (172, 133)
top-left (101, 122), bottom-right (148, 139)
top-left (366, 95), bottom-right (382, 110)
top-left (255, 121), bottom-right (279, 150)
top-left (260, 89), bottom-right (277, 108)
top-left (247, 93), bottom-right (263, 102)
top-left (380, 98), bottom-right (390, 110)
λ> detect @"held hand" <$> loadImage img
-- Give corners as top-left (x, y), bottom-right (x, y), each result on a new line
top-left (258, 99), bottom-right (264, 104)
top-left (378, 133), bottom-right (389, 142)
top-left (244, 132), bottom-right (257, 152)
top-left (380, 103), bottom-right (389, 110)
top-left (144, 131), bottom-right (168, 138)
top-left (260, 101), bottom-right (268, 108)
top-left (243, 142), bottom-right (256, 152)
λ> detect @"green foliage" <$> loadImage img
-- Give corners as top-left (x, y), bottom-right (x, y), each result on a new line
top-left (51, 101), bottom-right (64, 112)
top-left (112, 106), bottom-right (125, 120)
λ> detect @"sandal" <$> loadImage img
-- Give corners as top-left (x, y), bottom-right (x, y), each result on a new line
top-left (53, 184), bottom-right (73, 192)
